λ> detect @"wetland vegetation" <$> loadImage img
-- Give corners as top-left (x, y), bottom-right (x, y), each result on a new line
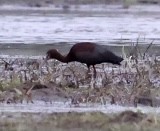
top-left (0, 41), bottom-right (159, 107)
top-left (0, 1), bottom-right (160, 130)
top-left (1, 111), bottom-right (160, 131)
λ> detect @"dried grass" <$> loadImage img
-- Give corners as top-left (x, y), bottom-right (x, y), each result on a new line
top-left (0, 40), bottom-right (159, 106)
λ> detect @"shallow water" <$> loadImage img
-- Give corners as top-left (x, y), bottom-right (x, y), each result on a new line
top-left (0, 5), bottom-right (160, 56)
top-left (0, 9), bottom-right (160, 44)
top-left (0, 101), bottom-right (160, 114)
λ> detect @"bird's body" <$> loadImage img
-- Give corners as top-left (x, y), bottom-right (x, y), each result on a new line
top-left (46, 42), bottom-right (123, 78)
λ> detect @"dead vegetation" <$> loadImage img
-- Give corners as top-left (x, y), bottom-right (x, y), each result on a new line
top-left (1, 110), bottom-right (160, 131)
top-left (0, 40), bottom-right (159, 107)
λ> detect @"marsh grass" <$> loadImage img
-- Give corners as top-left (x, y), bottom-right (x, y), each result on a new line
top-left (1, 111), bottom-right (160, 131)
top-left (0, 40), bottom-right (159, 106)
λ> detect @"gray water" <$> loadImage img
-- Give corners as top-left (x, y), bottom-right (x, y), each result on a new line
top-left (0, 5), bottom-right (160, 57)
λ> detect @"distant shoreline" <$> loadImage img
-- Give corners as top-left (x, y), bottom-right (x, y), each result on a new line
top-left (0, 0), bottom-right (160, 7)
top-left (1, 4), bottom-right (160, 15)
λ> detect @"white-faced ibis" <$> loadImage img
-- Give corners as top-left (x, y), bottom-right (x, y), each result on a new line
top-left (46, 42), bottom-right (123, 78)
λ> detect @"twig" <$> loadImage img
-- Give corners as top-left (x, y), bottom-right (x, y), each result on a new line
top-left (143, 40), bottom-right (154, 59)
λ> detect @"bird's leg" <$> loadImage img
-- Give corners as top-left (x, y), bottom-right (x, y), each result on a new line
top-left (87, 65), bottom-right (90, 73)
top-left (93, 65), bottom-right (96, 78)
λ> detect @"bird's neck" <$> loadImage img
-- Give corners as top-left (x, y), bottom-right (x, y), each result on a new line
top-left (56, 53), bottom-right (69, 63)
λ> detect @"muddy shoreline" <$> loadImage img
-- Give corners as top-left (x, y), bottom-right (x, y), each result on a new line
top-left (1, 4), bottom-right (160, 15)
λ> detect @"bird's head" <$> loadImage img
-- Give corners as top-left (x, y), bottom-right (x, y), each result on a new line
top-left (108, 54), bottom-right (124, 65)
top-left (113, 56), bottom-right (124, 65)
top-left (46, 49), bottom-right (59, 60)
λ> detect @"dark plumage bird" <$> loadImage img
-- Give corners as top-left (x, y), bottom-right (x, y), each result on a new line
top-left (46, 42), bottom-right (123, 78)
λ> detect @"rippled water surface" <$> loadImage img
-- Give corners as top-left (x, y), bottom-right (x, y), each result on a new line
top-left (0, 10), bottom-right (160, 44)
top-left (0, 6), bottom-right (160, 56)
